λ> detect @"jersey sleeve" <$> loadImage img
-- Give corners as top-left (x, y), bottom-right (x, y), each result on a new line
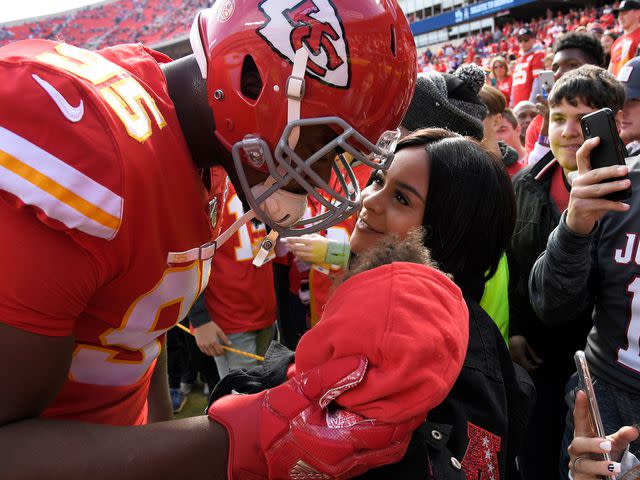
top-left (0, 40), bottom-right (124, 241)
top-left (0, 204), bottom-right (102, 337)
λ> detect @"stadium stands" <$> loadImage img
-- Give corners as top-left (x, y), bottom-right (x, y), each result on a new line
top-left (0, 0), bottom-right (210, 50)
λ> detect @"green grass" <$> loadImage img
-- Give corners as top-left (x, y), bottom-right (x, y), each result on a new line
top-left (173, 382), bottom-right (209, 419)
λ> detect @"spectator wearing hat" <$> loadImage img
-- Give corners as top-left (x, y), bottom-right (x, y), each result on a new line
top-left (618, 56), bottom-right (640, 155)
top-left (403, 64), bottom-right (488, 141)
top-left (609, 0), bottom-right (640, 75)
top-left (511, 27), bottom-right (545, 107)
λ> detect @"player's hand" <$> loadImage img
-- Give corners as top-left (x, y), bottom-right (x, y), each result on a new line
top-left (284, 234), bottom-right (330, 264)
top-left (568, 391), bottom-right (638, 478)
top-left (509, 335), bottom-right (543, 372)
top-left (209, 355), bottom-right (420, 480)
top-left (565, 137), bottom-right (630, 236)
top-left (193, 321), bottom-right (231, 357)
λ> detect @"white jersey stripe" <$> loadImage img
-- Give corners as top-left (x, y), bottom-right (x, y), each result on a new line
top-left (0, 126), bottom-right (122, 219)
top-left (0, 126), bottom-right (122, 239)
top-left (0, 162), bottom-right (117, 238)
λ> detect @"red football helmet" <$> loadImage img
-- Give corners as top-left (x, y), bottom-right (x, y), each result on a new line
top-left (190, 0), bottom-right (417, 236)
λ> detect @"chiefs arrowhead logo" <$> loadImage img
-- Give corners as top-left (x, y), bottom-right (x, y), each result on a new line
top-left (257, 0), bottom-right (351, 88)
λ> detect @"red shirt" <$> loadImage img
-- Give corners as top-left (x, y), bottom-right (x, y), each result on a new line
top-left (525, 114), bottom-right (544, 159)
top-left (609, 28), bottom-right (640, 76)
top-left (205, 182), bottom-right (276, 334)
top-left (511, 50), bottom-right (545, 106)
top-left (550, 163), bottom-right (571, 213)
top-left (506, 160), bottom-right (525, 177)
top-left (0, 40), bottom-right (213, 425)
top-left (496, 76), bottom-right (512, 105)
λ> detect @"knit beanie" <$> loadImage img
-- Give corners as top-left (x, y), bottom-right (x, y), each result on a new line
top-left (295, 262), bottom-right (469, 424)
top-left (402, 63), bottom-right (488, 140)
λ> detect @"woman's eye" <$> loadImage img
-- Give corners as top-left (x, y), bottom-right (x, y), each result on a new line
top-left (395, 191), bottom-right (409, 206)
top-left (371, 172), bottom-right (384, 186)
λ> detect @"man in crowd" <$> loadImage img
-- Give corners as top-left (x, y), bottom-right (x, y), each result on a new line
top-left (609, 0), bottom-right (640, 75)
top-left (514, 100), bottom-right (538, 147)
top-left (510, 27), bottom-right (545, 107)
top-left (0, 2), bottom-right (422, 478)
top-left (508, 65), bottom-right (626, 479)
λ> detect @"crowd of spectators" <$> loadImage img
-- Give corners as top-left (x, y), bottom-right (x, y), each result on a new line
top-left (417, 4), bottom-right (621, 89)
top-left (0, 0), bottom-right (210, 50)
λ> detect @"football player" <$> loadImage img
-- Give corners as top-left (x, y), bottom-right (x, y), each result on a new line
top-left (0, 1), bottom-right (417, 478)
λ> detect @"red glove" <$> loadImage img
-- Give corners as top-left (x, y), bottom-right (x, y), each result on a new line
top-left (209, 355), bottom-right (419, 480)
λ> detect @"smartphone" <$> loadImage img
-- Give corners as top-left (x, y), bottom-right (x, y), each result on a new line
top-left (539, 70), bottom-right (555, 99)
top-left (574, 350), bottom-right (614, 478)
top-left (580, 108), bottom-right (631, 201)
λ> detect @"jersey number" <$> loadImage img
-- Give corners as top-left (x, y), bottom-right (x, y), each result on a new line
top-left (619, 277), bottom-right (640, 373)
top-left (227, 194), bottom-right (267, 262)
top-left (70, 260), bottom-right (211, 386)
top-left (37, 43), bottom-right (166, 142)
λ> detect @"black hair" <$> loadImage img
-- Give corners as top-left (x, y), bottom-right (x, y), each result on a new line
top-left (393, 128), bottom-right (516, 300)
top-left (554, 31), bottom-right (606, 67)
top-left (548, 64), bottom-right (626, 114)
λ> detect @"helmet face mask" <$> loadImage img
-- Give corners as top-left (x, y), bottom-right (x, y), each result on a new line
top-left (190, 0), bottom-right (416, 236)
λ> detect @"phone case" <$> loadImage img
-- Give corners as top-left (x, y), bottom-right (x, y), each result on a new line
top-left (574, 350), bottom-right (614, 478)
top-left (580, 108), bottom-right (631, 201)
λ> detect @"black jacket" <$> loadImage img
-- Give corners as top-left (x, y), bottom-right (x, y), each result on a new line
top-left (507, 152), bottom-right (592, 367)
top-left (360, 298), bottom-right (534, 480)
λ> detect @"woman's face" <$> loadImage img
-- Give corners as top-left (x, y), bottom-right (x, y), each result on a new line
top-left (350, 147), bottom-right (429, 254)
top-left (493, 62), bottom-right (507, 78)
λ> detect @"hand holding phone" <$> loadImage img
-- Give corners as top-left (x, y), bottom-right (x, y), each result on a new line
top-left (539, 70), bottom-right (555, 99)
top-left (574, 350), bottom-right (615, 479)
top-left (580, 108), bottom-right (631, 201)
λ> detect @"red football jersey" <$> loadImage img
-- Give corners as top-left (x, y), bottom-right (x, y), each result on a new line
top-left (510, 50), bottom-right (545, 106)
top-left (204, 182), bottom-right (276, 334)
top-left (0, 40), bottom-right (213, 425)
top-left (609, 28), bottom-right (640, 77)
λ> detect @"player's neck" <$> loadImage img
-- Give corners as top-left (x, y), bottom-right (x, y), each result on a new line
top-left (161, 55), bottom-right (230, 168)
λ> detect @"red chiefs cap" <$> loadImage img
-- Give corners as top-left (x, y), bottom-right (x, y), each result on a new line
top-left (295, 262), bottom-right (469, 424)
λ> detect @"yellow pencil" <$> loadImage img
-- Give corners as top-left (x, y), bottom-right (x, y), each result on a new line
top-left (174, 322), bottom-right (265, 362)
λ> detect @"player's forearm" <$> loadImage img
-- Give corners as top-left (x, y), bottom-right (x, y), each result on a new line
top-left (0, 415), bottom-right (229, 479)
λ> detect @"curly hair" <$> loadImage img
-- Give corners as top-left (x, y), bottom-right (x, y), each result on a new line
top-left (554, 31), bottom-right (606, 67)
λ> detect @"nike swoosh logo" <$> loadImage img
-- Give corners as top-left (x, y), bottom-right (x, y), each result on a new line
top-left (32, 73), bottom-right (84, 123)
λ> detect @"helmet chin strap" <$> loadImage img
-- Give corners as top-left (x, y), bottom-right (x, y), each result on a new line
top-left (167, 48), bottom-right (309, 268)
